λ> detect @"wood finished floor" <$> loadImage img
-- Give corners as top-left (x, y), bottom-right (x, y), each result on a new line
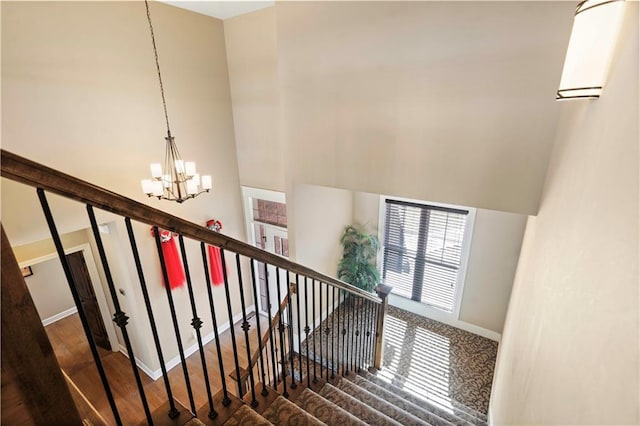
top-left (45, 312), bottom-right (270, 425)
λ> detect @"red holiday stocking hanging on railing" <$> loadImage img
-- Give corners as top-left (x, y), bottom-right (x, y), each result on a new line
top-left (151, 228), bottom-right (186, 290)
top-left (206, 219), bottom-right (224, 286)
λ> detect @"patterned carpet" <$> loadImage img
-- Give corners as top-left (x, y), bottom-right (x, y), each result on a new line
top-left (301, 302), bottom-right (497, 414)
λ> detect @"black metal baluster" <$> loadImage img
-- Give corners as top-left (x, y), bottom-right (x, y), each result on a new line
top-left (37, 190), bottom-right (122, 426)
top-left (152, 228), bottom-right (196, 414)
top-left (340, 291), bottom-right (346, 376)
top-left (331, 285), bottom-right (336, 380)
top-left (319, 282), bottom-right (323, 379)
top-left (235, 254), bottom-right (258, 407)
top-left (350, 297), bottom-right (356, 373)
top-left (127, 218), bottom-right (179, 419)
top-left (249, 259), bottom-right (269, 396)
top-left (342, 292), bottom-right (349, 376)
top-left (356, 298), bottom-right (362, 372)
top-left (324, 283), bottom-right (330, 378)
top-left (177, 235), bottom-right (216, 418)
top-left (295, 274), bottom-right (303, 384)
top-left (275, 267), bottom-right (289, 397)
top-left (286, 271), bottom-right (297, 390)
top-left (200, 243), bottom-right (231, 406)
top-left (311, 279), bottom-right (318, 384)
top-left (304, 277), bottom-right (311, 387)
top-left (87, 208), bottom-right (153, 424)
top-left (364, 299), bottom-right (372, 369)
top-left (219, 250), bottom-right (244, 396)
top-left (263, 262), bottom-right (279, 388)
top-left (373, 303), bottom-right (381, 367)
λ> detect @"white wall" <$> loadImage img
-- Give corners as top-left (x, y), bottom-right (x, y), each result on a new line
top-left (276, 1), bottom-right (574, 215)
top-left (490, 3), bottom-right (639, 424)
top-left (24, 258), bottom-right (74, 322)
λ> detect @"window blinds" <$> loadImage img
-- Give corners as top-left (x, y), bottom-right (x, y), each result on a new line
top-left (383, 199), bottom-right (468, 312)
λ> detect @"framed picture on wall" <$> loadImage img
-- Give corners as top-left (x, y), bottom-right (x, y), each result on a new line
top-left (21, 266), bottom-right (33, 278)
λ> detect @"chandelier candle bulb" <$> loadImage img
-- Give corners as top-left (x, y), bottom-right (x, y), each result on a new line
top-left (186, 179), bottom-right (198, 195)
top-left (185, 162), bottom-right (196, 177)
top-left (150, 163), bottom-right (163, 178)
top-left (174, 159), bottom-right (185, 174)
top-left (141, 179), bottom-right (154, 194)
top-left (192, 173), bottom-right (200, 186)
top-left (202, 175), bottom-right (212, 190)
top-left (151, 181), bottom-right (164, 197)
top-left (162, 174), bottom-right (172, 188)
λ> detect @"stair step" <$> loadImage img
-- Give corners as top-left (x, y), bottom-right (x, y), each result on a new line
top-left (335, 377), bottom-right (430, 426)
top-left (141, 397), bottom-right (191, 426)
top-left (295, 388), bottom-right (367, 426)
top-left (196, 390), bottom-right (245, 426)
top-left (222, 405), bottom-right (272, 426)
top-left (263, 395), bottom-right (325, 425)
top-left (242, 383), bottom-right (279, 415)
top-left (318, 382), bottom-right (402, 426)
top-left (353, 374), bottom-right (463, 426)
top-left (362, 370), bottom-right (487, 425)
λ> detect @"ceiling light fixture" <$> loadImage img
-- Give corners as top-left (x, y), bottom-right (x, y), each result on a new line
top-left (556, 0), bottom-right (626, 100)
top-left (141, 0), bottom-right (212, 203)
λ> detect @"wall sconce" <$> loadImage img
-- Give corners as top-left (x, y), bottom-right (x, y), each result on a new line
top-left (557, 0), bottom-right (626, 100)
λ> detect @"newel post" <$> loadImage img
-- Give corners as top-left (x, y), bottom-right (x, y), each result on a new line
top-left (373, 283), bottom-right (392, 369)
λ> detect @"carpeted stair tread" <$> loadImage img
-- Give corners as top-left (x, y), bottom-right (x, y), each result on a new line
top-left (353, 375), bottom-right (463, 426)
top-left (295, 388), bottom-right (367, 426)
top-left (262, 395), bottom-right (326, 426)
top-left (318, 382), bottom-right (402, 426)
top-left (223, 405), bottom-right (273, 426)
top-left (362, 370), bottom-right (487, 425)
top-left (336, 377), bottom-right (430, 426)
top-left (183, 418), bottom-right (206, 426)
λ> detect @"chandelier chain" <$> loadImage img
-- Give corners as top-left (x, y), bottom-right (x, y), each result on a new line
top-left (145, 0), bottom-right (171, 136)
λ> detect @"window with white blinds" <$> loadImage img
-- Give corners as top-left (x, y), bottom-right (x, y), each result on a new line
top-left (382, 199), bottom-right (469, 312)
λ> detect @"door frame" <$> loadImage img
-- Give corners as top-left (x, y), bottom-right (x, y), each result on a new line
top-left (19, 243), bottom-right (119, 352)
top-left (241, 186), bottom-right (288, 316)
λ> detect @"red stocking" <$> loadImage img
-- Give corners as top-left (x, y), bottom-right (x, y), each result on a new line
top-left (153, 228), bottom-right (186, 290)
top-left (207, 245), bottom-right (224, 286)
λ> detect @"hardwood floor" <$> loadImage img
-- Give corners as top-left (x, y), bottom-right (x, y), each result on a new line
top-left (45, 311), bottom-right (270, 425)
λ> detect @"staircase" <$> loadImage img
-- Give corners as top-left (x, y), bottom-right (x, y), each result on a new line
top-left (216, 363), bottom-right (487, 426)
top-left (0, 149), bottom-right (488, 426)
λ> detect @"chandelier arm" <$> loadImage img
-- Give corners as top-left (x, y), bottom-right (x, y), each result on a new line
top-left (145, 0), bottom-right (171, 136)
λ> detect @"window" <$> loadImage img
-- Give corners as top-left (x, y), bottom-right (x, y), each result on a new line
top-left (382, 199), bottom-right (469, 312)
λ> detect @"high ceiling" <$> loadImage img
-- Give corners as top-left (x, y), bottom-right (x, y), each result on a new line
top-left (159, 1), bottom-right (274, 19)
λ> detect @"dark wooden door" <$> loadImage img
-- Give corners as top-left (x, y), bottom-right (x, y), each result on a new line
top-left (66, 251), bottom-right (111, 351)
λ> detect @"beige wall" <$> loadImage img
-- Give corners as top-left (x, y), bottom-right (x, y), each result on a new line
top-left (25, 257), bottom-right (75, 321)
top-left (490, 4), bottom-right (639, 424)
top-left (1, 1), bottom-right (251, 370)
top-left (275, 1), bottom-right (574, 215)
top-left (224, 7), bottom-right (285, 192)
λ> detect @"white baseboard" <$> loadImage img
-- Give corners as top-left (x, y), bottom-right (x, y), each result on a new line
top-left (389, 294), bottom-right (501, 341)
top-left (42, 307), bottom-right (78, 326)
top-left (127, 305), bottom-right (257, 380)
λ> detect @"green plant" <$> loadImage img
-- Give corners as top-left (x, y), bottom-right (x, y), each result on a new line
top-left (337, 225), bottom-right (380, 293)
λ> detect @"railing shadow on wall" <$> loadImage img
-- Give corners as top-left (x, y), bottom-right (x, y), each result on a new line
top-left (0, 149), bottom-right (392, 425)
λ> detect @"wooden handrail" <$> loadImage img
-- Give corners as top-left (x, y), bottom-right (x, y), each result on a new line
top-left (1, 149), bottom-right (381, 304)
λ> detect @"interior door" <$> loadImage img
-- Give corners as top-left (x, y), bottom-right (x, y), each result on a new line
top-left (66, 251), bottom-right (111, 351)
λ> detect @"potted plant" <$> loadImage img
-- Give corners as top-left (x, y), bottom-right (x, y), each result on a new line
top-left (337, 225), bottom-right (380, 294)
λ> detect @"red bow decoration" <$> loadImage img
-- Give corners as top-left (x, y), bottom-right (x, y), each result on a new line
top-left (206, 219), bottom-right (224, 286)
top-left (151, 228), bottom-right (186, 290)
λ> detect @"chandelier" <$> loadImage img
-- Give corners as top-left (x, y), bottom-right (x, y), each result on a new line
top-left (140, 0), bottom-right (211, 203)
